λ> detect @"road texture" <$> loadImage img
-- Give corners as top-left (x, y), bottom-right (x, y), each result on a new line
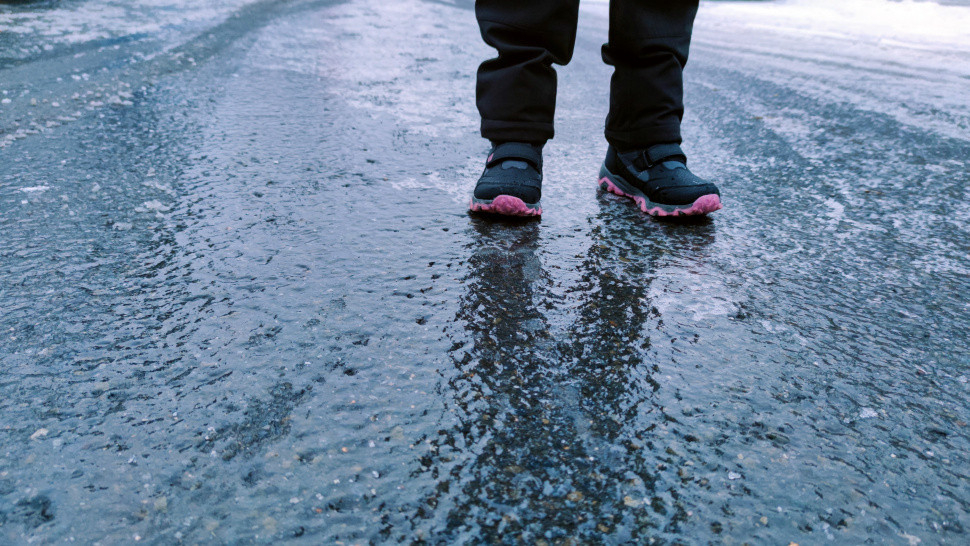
top-left (2, 0), bottom-right (969, 543)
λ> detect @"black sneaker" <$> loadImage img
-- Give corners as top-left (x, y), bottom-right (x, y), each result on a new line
top-left (598, 143), bottom-right (722, 216)
top-left (469, 142), bottom-right (543, 217)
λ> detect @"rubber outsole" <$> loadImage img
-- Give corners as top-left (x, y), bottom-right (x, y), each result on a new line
top-left (469, 194), bottom-right (542, 217)
top-left (598, 165), bottom-right (722, 217)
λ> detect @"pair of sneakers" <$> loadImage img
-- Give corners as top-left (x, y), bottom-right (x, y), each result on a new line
top-left (468, 141), bottom-right (722, 217)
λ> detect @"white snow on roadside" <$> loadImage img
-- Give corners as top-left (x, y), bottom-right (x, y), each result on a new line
top-left (245, 0), bottom-right (487, 203)
top-left (583, 0), bottom-right (970, 72)
top-left (678, 0), bottom-right (970, 142)
top-left (696, 0), bottom-right (970, 50)
top-left (0, 0), bottom-right (256, 46)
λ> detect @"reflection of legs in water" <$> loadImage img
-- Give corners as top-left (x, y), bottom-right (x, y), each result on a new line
top-left (561, 205), bottom-right (716, 536)
top-left (417, 218), bottom-right (583, 538)
top-left (414, 211), bottom-right (716, 540)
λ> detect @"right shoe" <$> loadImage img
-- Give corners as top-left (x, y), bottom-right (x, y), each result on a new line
top-left (598, 143), bottom-right (722, 217)
top-left (469, 142), bottom-right (543, 217)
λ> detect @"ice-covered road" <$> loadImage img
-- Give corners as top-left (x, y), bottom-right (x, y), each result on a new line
top-left (2, 0), bottom-right (969, 543)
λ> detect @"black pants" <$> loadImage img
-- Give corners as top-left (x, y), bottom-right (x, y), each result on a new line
top-left (476, 0), bottom-right (698, 150)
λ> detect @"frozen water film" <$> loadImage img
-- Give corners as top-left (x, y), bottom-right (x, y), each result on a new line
top-left (1, 0), bottom-right (969, 543)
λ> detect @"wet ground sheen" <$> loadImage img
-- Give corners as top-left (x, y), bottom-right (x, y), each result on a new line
top-left (2, 0), bottom-right (969, 543)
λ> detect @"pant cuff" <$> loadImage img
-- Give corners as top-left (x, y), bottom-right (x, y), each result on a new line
top-left (605, 122), bottom-right (681, 151)
top-left (482, 119), bottom-right (553, 144)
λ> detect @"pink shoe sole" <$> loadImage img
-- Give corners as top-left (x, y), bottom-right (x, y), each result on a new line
top-left (598, 176), bottom-right (722, 217)
top-left (469, 194), bottom-right (542, 217)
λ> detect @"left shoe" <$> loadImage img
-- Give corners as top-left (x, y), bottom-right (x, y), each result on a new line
top-left (598, 143), bottom-right (722, 217)
top-left (469, 142), bottom-right (543, 217)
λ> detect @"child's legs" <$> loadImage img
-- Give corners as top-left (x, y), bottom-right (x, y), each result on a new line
top-left (476, 0), bottom-right (581, 144)
top-left (603, 0), bottom-right (699, 150)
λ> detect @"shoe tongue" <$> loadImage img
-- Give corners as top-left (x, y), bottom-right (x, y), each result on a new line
top-left (662, 159), bottom-right (687, 170)
top-left (650, 150), bottom-right (686, 164)
top-left (501, 160), bottom-right (529, 170)
top-left (624, 149), bottom-right (687, 170)
top-left (645, 143), bottom-right (687, 167)
top-left (488, 142), bottom-right (542, 169)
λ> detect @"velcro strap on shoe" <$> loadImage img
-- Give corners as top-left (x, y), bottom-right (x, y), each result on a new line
top-left (487, 142), bottom-right (542, 169)
top-left (645, 143), bottom-right (686, 166)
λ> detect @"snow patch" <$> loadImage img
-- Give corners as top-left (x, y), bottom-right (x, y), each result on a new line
top-left (136, 199), bottom-right (171, 212)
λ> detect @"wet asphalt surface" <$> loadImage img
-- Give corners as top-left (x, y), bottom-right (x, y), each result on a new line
top-left (2, 0), bottom-right (970, 543)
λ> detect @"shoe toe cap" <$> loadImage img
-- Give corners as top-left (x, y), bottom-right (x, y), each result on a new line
top-left (474, 171), bottom-right (542, 203)
top-left (652, 170), bottom-right (720, 204)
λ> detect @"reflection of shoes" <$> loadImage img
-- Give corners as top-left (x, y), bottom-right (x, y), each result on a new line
top-left (598, 143), bottom-right (722, 216)
top-left (469, 142), bottom-right (543, 217)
